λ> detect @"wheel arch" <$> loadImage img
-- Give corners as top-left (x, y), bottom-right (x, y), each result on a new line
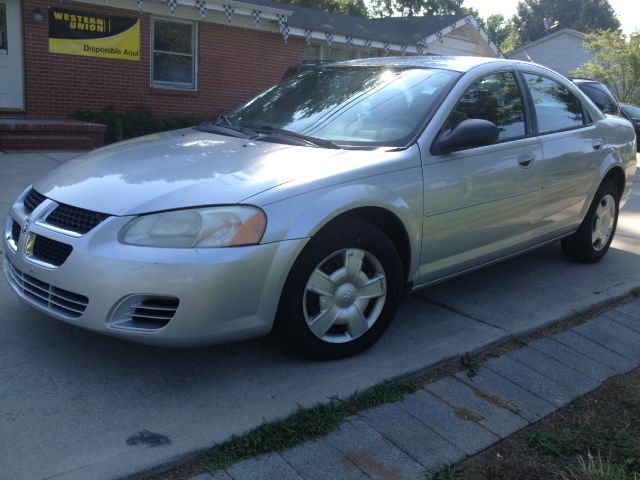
top-left (578, 159), bottom-right (629, 222)
top-left (320, 206), bottom-right (413, 283)
top-left (602, 165), bottom-right (626, 198)
top-left (262, 182), bottom-right (422, 283)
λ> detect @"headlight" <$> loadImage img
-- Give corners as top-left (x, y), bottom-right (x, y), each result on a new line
top-left (120, 206), bottom-right (266, 248)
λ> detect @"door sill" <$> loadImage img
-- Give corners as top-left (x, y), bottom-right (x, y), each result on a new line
top-left (412, 232), bottom-right (575, 291)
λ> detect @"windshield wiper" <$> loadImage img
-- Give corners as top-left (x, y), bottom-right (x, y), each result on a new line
top-left (239, 123), bottom-right (340, 149)
top-left (199, 119), bottom-right (340, 149)
top-left (217, 113), bottom-right (233, 126)
top-left (197, 118), bottom-right (257, 139)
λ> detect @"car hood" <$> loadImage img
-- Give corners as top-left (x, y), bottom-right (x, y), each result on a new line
top-left (33, 128), bottom-right (380, 216)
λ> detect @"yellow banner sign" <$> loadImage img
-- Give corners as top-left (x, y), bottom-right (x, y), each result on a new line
top-left (48, 7), bottom-right (140, 61)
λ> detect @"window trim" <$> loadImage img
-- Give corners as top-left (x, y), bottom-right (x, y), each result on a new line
top-left (150, 16), bottom-right (198, 91)
top-left (519, 71), bottom-right (591, 137)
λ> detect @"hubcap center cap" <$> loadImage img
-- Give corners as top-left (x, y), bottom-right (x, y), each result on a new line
top-left (335, 284), bottom-right (357, 308)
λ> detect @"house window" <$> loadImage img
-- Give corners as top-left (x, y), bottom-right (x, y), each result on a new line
top-left (151, 17), bottom-right (196, 89)
top-left (304, 40), bottom-right (383, 62)
top-left (0, 4), bottom-right (7, 54)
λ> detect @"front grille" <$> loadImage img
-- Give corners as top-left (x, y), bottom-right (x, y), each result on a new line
top-left (11, 219), bottom-right (21, 244)
top-left (4, 257), bottom-right (88, 318)
top-left (46, 203), bottom-right (109, 235)
top-left (32, 235), bottom-right (73, 267)
top-left (23, 189), bottom-right (46, 214)
top-left (111, 296), bottom-right (179, 331)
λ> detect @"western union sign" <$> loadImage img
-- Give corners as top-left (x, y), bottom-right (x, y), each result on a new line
top-left (48, 7), bottom-right (140, 61)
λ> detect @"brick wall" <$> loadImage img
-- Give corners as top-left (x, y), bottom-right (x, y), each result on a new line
top-left (21, 0), bottom-right (305, 118)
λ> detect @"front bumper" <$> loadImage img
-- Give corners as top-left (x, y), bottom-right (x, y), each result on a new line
top-left (3, 199), bottom-right (308, 347)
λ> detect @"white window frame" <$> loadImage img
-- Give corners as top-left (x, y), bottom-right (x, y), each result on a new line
top-left (150, 16), bottom-right (197, 90)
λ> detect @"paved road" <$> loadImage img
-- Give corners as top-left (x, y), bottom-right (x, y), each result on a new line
top-left (1, 152), bottom-right (639, 480)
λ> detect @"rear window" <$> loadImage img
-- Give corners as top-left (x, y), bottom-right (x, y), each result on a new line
top-left (524, 74), bottom-right (586, 133)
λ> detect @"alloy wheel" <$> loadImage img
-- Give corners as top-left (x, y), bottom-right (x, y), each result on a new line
top-left (592, 194), bottom-right (616, 251)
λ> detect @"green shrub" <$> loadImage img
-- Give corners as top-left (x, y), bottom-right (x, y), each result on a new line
top-left (71, 105), bottom-right (209, 144)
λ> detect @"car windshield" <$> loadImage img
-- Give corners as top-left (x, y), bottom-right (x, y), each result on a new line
top-left (621, 104), bottom-right (640, 121)
top-left (225, 66), bottom-right (459, 147)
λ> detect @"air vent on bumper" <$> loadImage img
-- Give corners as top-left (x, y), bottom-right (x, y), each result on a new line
top-left (109, 296), bottom-right (179, 332)
top-left (4, 256), bottom-right (88, 318)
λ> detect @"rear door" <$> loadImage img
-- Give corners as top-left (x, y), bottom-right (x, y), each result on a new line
top-left (419, 70), bottom-right (543, 282)
top-left (520, 72), bottom-right (606, 240)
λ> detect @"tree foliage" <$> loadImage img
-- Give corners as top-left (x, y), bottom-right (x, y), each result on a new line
top-left (510, 0), bottom-right (620, 48)
top-left (476, 14), bottom-right (519, 52)
top-left (573, 30), bottom-right (640, 103)
top-left (279, 0), bottom-right (484, 18)
top-left (481, 14), bottom-right (510, 47)
top-left (275, 0), bottom-right (369, 18)
top-left (369, 0), bottom-right (468, 18)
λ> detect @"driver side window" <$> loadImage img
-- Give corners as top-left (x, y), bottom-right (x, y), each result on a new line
top-left (443, 72), bottom-right (526, 142)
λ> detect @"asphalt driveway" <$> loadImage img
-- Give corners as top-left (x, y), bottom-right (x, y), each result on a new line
top-left (1, 152), bottom-right (639, 480)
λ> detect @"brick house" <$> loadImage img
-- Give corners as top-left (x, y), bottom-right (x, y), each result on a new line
top-left (0, 0), bottom-right (499, 148)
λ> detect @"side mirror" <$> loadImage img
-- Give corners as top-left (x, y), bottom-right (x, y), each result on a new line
top-left (432, 119), bottom-right (499, 155)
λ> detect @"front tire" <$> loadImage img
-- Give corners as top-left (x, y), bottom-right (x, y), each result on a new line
top-left (275, 218), bottom-right (403, 360)
top-left (561, 179), bottom-right (620, 263)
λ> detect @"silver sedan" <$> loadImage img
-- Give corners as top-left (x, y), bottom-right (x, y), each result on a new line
top-left (3, 57), bottom-right (637, 359)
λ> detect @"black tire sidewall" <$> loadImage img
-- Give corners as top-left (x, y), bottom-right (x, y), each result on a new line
top-left (275, 218), bottom-right (404, 360)
top-left (563, 180), bottom-right (620, 262)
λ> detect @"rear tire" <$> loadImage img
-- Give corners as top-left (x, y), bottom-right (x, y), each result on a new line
top-left (561, 179), bottom-right (619, 263)
top-left (275, 218), bottom-right (403, 360)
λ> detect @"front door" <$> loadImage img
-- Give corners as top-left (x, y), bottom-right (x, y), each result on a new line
top-left (0, 0), bottom-right (24, 110)
top-left (418, 71), bottom-right (542, 283)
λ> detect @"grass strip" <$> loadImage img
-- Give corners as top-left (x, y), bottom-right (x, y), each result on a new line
top-left (449, 368), bottom-right (640, 479)
top-left (197, 380), bottom-right (418, 471)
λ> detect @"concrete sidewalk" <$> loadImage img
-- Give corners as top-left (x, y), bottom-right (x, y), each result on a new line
top-left (192, 299), bottom-right (640, 480)
top-left (0, 152), bottom-right (639, 480)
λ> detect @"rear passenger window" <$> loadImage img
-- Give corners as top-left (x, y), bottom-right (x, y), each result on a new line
top-left (524, 74), bottom-right (585, 133)
top-left (444, 72), bottom-right (526, 141)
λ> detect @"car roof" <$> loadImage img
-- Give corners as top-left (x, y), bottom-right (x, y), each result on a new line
top-left (329, 56), bottom-right (521, 73)
top-left (570, 78), bottom-right (604, 85)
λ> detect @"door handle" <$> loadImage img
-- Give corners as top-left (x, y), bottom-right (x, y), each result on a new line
top-left (518, 153), bottom-right (534, 168)
top-left (592, 140), bottom-right (603, 151)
